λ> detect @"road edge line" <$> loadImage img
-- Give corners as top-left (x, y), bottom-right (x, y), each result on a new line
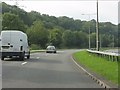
top-left (71, 56), bottom-right (111, 89)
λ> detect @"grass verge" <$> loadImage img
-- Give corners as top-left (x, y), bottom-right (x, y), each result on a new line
top-left (73, 50), bottom-right (118, 85)
top-left (30, 50), bottom-right (45, 53)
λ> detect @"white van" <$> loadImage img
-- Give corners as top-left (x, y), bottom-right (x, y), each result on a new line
top-left (1, 30), bottom-right (30, 60)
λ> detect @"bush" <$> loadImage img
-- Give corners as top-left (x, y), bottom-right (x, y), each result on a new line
top-left (30, 44), bottom-right (41, 50)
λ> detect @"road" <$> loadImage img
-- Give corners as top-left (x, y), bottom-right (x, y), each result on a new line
top-left (2, 50), bottom-right (102, 88)
top-left (105, 49), bottom-right (119, 54)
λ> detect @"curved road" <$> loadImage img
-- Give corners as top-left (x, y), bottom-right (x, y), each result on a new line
top-left (2, 49), bottom-right (102, 88)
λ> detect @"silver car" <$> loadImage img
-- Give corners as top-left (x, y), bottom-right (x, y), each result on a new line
top-left (46, 45), bottom-right (56, 53)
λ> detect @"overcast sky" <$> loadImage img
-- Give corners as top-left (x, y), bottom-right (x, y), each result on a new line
top-left (3, 0), bottom-right (119, 25)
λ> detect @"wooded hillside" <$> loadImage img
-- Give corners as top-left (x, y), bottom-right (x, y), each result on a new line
top-left (2, 2), bottom-right (118, 49)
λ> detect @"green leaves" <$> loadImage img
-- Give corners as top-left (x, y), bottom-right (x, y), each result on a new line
top-left (27, 21), bottom-right (49, 48)
top-left (2, 2), bottom-right (118, 49)
top-left (49, 28), bottom-right (63, 47)
top-left (2, 13), bottom-right (26, 32)
top-left (63, 30), bottom-right (88, 48)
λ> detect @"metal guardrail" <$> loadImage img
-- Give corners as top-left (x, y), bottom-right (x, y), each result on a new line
top-left (87, 49), bottom-right (120, 61)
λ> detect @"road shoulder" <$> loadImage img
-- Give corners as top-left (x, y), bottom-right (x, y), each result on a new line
top-left (71, 55), bottom-right (118, 89)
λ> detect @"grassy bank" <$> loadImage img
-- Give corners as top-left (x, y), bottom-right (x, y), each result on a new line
top-left (73, 50), bottom-right (118, 84)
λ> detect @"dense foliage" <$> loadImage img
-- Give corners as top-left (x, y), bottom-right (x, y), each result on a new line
top-left (1, 2), bottom-right (119, 49)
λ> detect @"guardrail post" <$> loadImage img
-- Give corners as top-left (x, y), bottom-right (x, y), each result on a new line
top-left (87, 50), bottom-right (119, 62)
top-left (116, 56), bottom-right (118, 62)
top-left (108, 55), bottom-right (110, 61)
top-left (112, 55), bottom-right (114, 62)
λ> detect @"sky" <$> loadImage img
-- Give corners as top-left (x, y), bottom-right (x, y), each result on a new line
top-left (2, 0), bottom-right (119, 25)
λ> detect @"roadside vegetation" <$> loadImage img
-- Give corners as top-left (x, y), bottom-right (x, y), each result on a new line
top-left (73, 50), bottom-right (118, 84)
top-left (30, 50), bottom-right (45, 53)
top-left (2, 2), bottom-right (119, 49)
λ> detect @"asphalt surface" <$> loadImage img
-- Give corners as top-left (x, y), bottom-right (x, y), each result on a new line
top-left (2, 50), bottom-right (102, 88)
top-left (105, 49), bottom-right (119, 54)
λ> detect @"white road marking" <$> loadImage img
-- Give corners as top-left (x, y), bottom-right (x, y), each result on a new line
top-left (21, 62), bottom-right (27, 65)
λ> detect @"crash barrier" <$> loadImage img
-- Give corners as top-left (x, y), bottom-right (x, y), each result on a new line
top-left (87, 49), bottom-right (120, 62)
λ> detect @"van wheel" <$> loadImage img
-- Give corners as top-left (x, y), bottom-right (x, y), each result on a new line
top-left (1, 56), bottom-right (4, 61)
top-left (20, 55), bottom-right (24, 61)
top-left (20, 53), bottom-right (24, 61)
top-left (27, 55), bottom-right (30, 59)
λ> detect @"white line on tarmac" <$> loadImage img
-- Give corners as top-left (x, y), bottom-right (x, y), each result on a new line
top-left (21, 62), bottom-right (27, 65)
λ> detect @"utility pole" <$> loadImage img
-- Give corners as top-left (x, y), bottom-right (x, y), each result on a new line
top-left (87, 14), bottom-right (91, 50)
top-left (82, 13), bottom-right (96, 49)
top-left (96, 0), bottom-right (99, 51)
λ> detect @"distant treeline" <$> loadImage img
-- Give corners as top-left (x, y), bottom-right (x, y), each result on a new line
top-left (1, 2), bottom-right (119, 49)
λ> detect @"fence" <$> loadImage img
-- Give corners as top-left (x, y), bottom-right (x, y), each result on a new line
top-left (87, 49), bottom-right (120, 61)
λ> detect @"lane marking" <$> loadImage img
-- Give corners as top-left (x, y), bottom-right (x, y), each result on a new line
top-left (71, 56), bottom-right (111, 89)
top-left (21, 62), bottom-right (27, 65)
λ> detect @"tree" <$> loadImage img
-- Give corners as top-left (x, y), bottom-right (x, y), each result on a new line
top-left (2, 13), bottom-right (27, 32)
top-left (62, 30), bottom-right (73, 48)
top-left (2, 2), bottom-right (118, 49)
top-left (63, 30), bottom-right (88, 48)
top-left (58, 16), bottom-right (75, 30)
top-left (26, 20), bottom-right (49, 48)
top-left (90, 33), bottom-right (96, 48)
top-left (72, 31), bottom-right (88, 48)
top-left (49, 28), bottom-right (63, 48)
top-left (101, 34), bottom-right (112, 47)
top-left (81, 21), bottom-right (89, 33)
top-left (2, 2), bottom-right (11, 14)
top-left (27, 11), bottom-right (42, 26)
